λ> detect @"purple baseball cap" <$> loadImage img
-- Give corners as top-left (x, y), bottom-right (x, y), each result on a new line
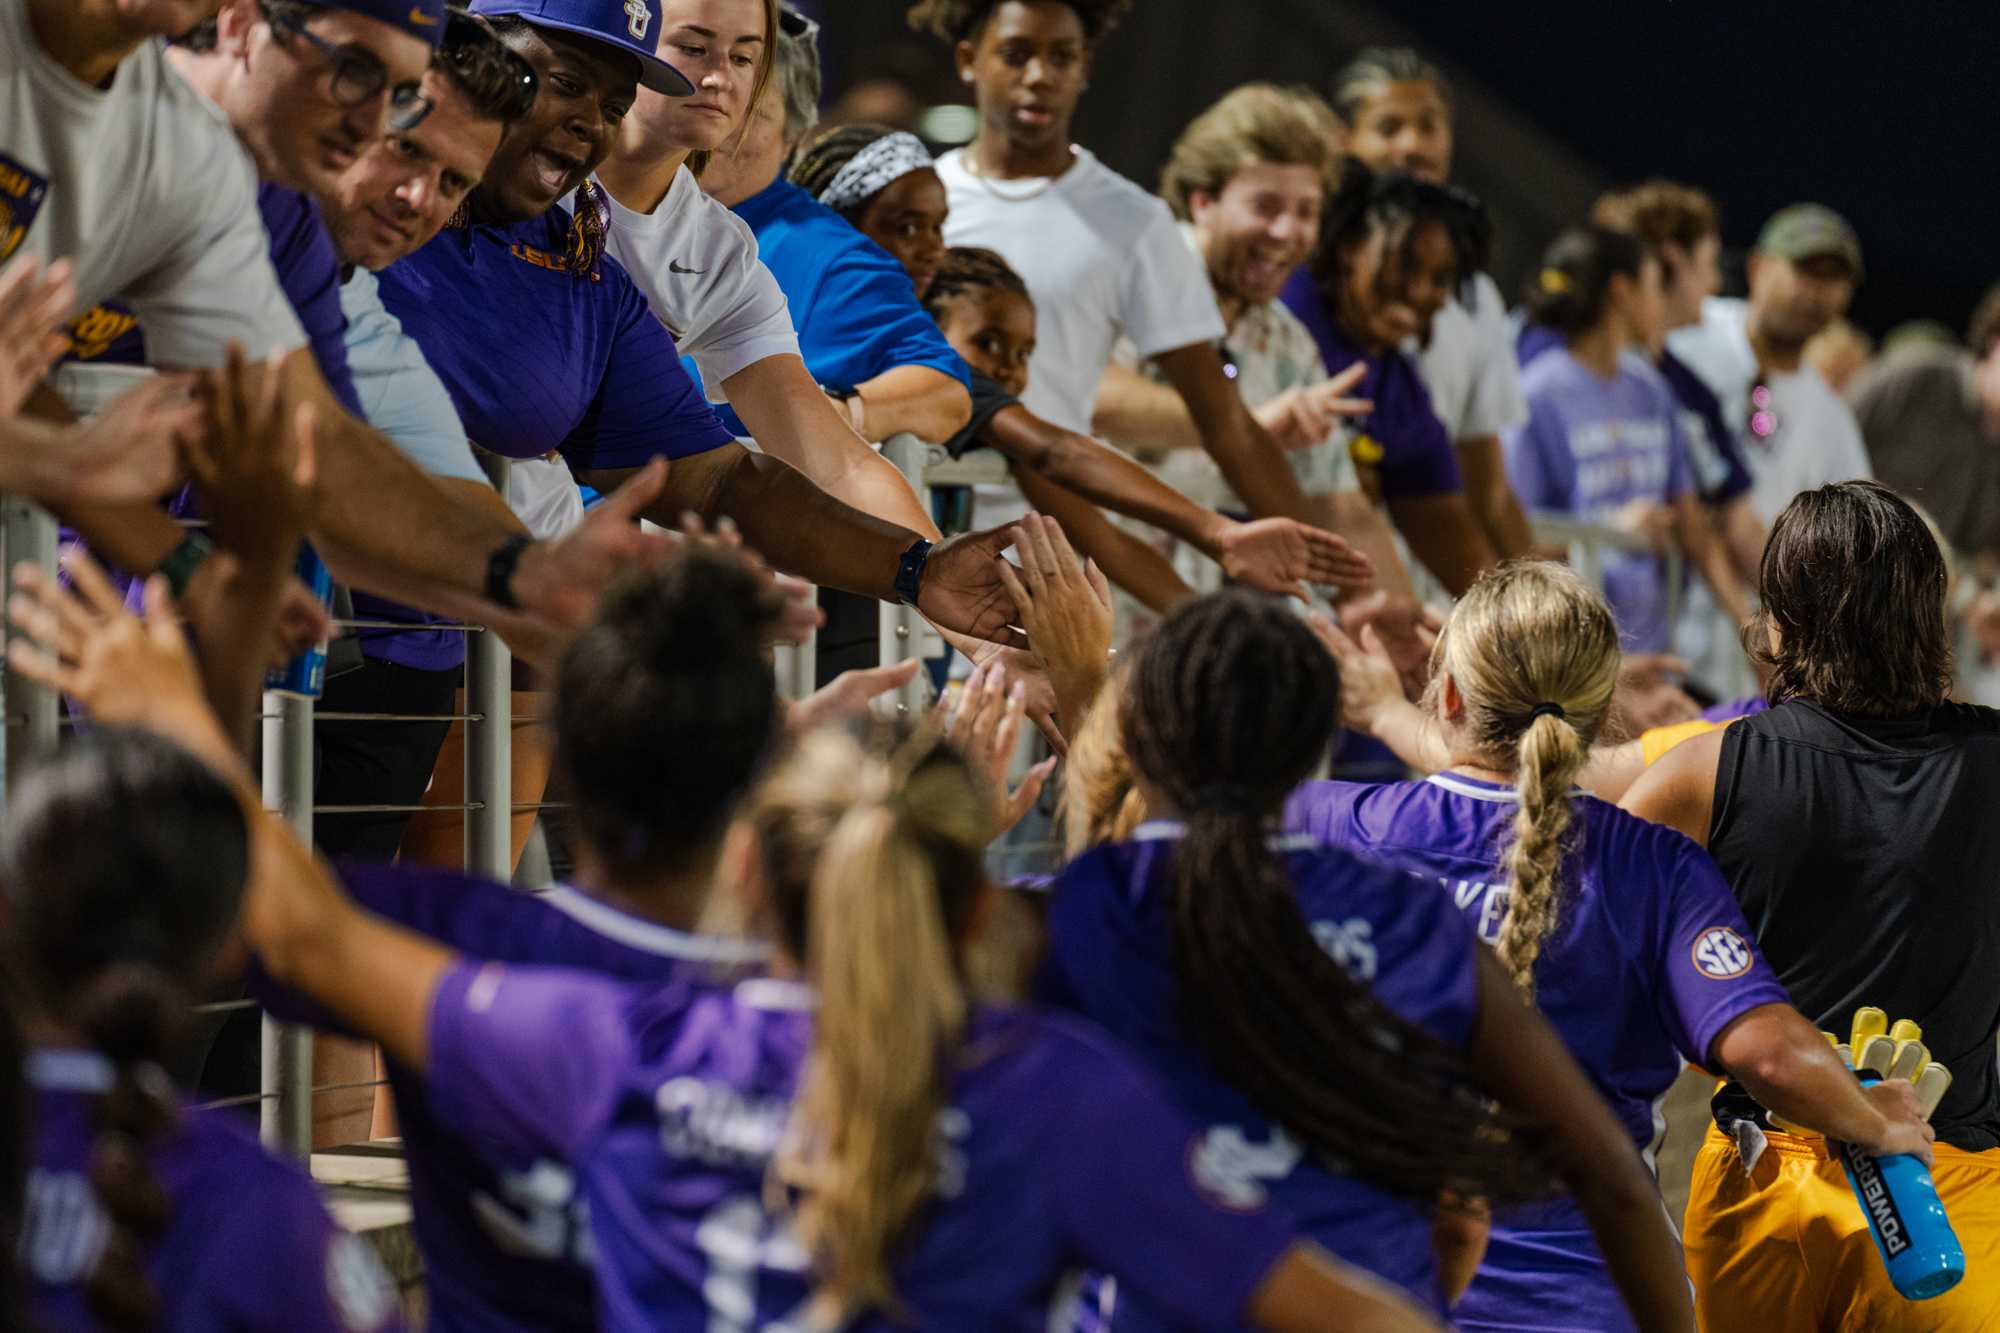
top-left (305, 0), bottom-right (451, 47)
top-left (467, 0), bottom-right (695, 95)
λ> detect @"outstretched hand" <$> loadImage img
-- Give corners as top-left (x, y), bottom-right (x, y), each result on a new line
top-left (916, 524), bottom-right (1026, 649)
top-left (994, 514), bottom-right (1111, 733)
top-left (933, 660), bottom-right (1057, 839)
top-left (1308, 612), bottom-right (1409, 736)
top-left (187, 344), bottom-right (319, 567)
top-left (1216, 517), bottom-right (1372, 596)
top-left (1254, 362), bottom-right (1371, 453)
top-left (0, 256), bottom-right (74, 417)
top-left (675, 510), bottom-right (821, 646)
top-left (511, 456), bottom-right (680, 634)
top-left (787, 657), bottom-right (922, 735)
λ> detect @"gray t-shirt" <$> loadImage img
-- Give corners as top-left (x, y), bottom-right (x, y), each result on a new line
top-left (1851, 345), bottom-right (2000, 558)
top-left (0, 0), bottom-right (302, 366)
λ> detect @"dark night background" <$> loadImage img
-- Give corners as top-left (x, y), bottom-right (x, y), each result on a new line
top-left (807, 0), bottom-right (1996, 341)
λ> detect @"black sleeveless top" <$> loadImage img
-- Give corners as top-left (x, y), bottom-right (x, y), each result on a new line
top-left (1710, 698), bottom-right (2000, 1151)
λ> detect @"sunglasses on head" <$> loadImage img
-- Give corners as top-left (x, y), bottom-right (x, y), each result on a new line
top-left (438, 8), bottom-right (540, 122)
top-left (778, 6), bottom-right (819, 40)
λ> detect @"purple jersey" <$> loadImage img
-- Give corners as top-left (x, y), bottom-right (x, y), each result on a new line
top-left (425, 965), bottom-right (1296, 1332)
top-left (254, 863), bottom-right (766, 1333)
top-left (1278, 269), bottom-right (1462, 500)
top-left (1702, 695), bottom-right (1768, 724)
top-left (1041, 822), bottom-right (1484, 1321)
top-left (22, 1050), bottom-right (403, 1333)
top-left (1286, 774), bottom-right (1790, 1332)
top-left (1505, 348), bottom-right (1695, 652)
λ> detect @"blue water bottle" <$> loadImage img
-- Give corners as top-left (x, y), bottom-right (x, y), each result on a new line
top-left (266, 543), bottom-right (333, 699)
top-left (1839, 1072), bottom-right (1965, 1300)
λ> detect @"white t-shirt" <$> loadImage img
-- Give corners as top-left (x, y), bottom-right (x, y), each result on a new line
top-left (937, 146), bottom-right (1226, 436)
top-left (1667, 297), bottom-right (1873, 525)
top-left (599, 166), bottom-right (798, 396)
top-left (0, 0), bottom-right (301, 366)
top-left (339, 266), bottom-right (487, 486)
top-left (1412, 272), bottom-right (1526, 443)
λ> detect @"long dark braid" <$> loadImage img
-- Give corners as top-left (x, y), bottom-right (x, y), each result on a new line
top-left (920, 246), bottom-right (1028, 321)
top-left (787, 122), bottom-right (900, 220)
top-left (1122, 590), bottom-right (1555, 1204)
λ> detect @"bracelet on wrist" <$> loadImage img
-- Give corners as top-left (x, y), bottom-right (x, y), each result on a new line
top-left (484, 534), bottom-right (533, 611)
top-left (159, 532), bottom-right (215, 598)
top-left (893, 537), bottom-right (932, 607)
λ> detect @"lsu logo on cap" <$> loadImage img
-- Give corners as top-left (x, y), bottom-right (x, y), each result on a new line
top-left (0, 153), bottom-right (50, 264)
top-left (1691, 926), bottom-right (1754, 980)
top-left (624, 0), bottom-right (650, 39)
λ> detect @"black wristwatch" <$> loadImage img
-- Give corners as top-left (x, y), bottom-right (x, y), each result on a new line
top-left (484, 534), bottom-right (533, 610)
top-left (893, 537), bottom-right (932, 607)
top-left (159, 532), bottom-right (215, 597)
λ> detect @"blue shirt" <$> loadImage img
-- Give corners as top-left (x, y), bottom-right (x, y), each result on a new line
top-left (255, 864), bottom-right (768, 1333)
top-left (1286, 774), bottom-right (1789, 1332)
top-left (1278, 268), bottom-right (1461, 499)
top-left (1041, 823), bottom-right (1484, 1320)
top-left (717, 178), bottom-right (969, 434)
top-left (1505, 347), bottom-right (1694, 652)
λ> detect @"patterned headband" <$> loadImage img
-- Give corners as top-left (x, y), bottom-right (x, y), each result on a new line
top-left (816, 133), bottom-right (935, 213)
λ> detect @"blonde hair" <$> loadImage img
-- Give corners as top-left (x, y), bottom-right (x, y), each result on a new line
top-left (1159, 83), bottom-right (1342, 221)
top-left (1428, 563), bottom-right (1620, 994)
top-left (685, 0), bottom-right (782, 178)
top-left (751, 727), bottom-right (992, 1321)
top-left (1058, 661), bottom-right (1146, 858)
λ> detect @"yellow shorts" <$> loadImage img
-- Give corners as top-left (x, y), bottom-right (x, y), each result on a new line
top-left (1684, 1122), bottom-right (2000, 1332)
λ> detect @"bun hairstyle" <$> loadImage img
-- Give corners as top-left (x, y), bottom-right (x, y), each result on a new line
top-left (1, 729), bottom-right (252, 1329)
top-left (1122, 590), bottom-right (1555, 1205)
top-left (554, 548), bottom-right (784, 885)
top-left (1425, 563), bottom-right (1621, 994)
top-left (754, 727), bottom-right (994, 1322)
top-left (1312, 157), bottom-right (1490, 313)
top-left (1522, 224), bottom-right (1647, 339)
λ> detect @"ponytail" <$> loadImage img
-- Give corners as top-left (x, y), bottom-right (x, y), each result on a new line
top-left (1127, 592), bottom-right (1554, 1205)
top-left (760, 730), bottom-right (991, 1321)
top-left (75, 965), bottom-right (184, 1331)
top-left (1497, 711), bottom-right (1590, 994)
top-left (1522, 224), bottom-right (1646, 339)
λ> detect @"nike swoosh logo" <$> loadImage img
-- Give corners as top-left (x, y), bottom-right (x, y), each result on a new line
top-left (669, 260), bottom-right (706, 274)
top-left (409, 7), bottom-right (438, 25)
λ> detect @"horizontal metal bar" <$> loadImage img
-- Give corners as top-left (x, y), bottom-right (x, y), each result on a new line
top-left (191, 1092), bottom-right (273, 1111)
top-left (330, 619), bottom-right (483, 633)
top-left (313, 712), bottom-right (487, 724)
top-left (190, 999), bottom-right (262, 1015)
top-left (311, 1077), bottom-right (390, 1096)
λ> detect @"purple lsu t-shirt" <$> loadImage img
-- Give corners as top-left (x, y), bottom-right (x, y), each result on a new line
top-left (1286, 774), bottom-right (1790, 1333)
top-left (1040, 823), bottom-right (1484, 1322)
top-left (1504, 347), bottom-right (1695, 652)
top-left (22, 1050), bottom-right (404, 1333)
top-left (424, 966), bottom-right (1295, 1333)
top-left (1278, 268), bottom-right (1462, 500)
top-left (361, 202), bottom-right (736, 671)
top-left (253, 863), bottom-right (767, 1333)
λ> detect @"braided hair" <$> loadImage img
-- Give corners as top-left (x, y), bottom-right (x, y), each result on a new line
top-left (787, 123), bottom-right (897, 219)
top-left (1122, 590), bottom-right (1555, 1204)
top-left (907, 0), bottom-right (1134, 45)
top-left (920, 246), bottom-right (1029, 322)
top-left (2, 730), bottom-right (251, 1329)
top-left (478, 16), bottom-right (613, 278)
top-left (1311, 157), bottom-right (1489, 315)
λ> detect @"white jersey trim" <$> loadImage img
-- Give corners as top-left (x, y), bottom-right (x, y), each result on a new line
top-left (539, 884), bottom-right (771, 965)
top-left (1129, 819), bottom-right (1318, 852)
top-left (1426, 773), bottom-right (1589, 804)
top-left (736, 977), bottom-right (815, 1012)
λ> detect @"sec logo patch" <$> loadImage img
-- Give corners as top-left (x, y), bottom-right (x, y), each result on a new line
top-left (1691, 926), bottom-right (1754, 980)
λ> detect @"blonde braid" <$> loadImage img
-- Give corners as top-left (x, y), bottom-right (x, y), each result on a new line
top-left (1498, 711), bottom-right (1589, 994)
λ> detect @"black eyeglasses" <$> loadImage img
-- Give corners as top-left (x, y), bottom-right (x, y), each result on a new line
top-left (1747, 376), bottom-right (1780, 444)
top-left (263, 1), bottom-right (433, 131)
top-left (438, 9), bottom-right (539, 122)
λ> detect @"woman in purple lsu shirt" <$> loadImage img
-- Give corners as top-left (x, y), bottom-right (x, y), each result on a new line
top-left (38, 562), bottom-right (1437, 1329)
top-left (5, 729), bottom-right (404, 1333)
top-left (1041, 588), bottom-right (1694, 1333)
top-left (1292, 561), bottom-right (1934, 1332)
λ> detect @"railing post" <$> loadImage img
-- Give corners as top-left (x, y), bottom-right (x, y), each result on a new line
top-left (2, 496), bottom-right (59, 797)
top-left (261, 688), bottom-right (315, 1159)
top-left (465, 454), bottom-right (513, 880)
top-left (878, 434), bottom-right (945, 718)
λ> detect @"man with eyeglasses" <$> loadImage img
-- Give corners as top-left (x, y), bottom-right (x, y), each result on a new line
top-left (1668, 203), bottom-right (1874, 529)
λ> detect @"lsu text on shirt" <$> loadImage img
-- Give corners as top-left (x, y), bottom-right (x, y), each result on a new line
top-left (253, 863), bottom-right (767, 1333)
top-left (0, 0), bottom-right (302, 365)
top-left (425, 965), bottom-right (1295, 1332)
top-left (23, 1050), bottom-right (402, 1333)
top-left (1287, 774), bottom-right (1789, 1332)
top-left (1042, 822), bottom-right (1484, 1321)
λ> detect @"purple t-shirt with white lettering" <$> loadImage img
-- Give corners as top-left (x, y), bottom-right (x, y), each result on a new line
top-left (1278, 269), bottom-right (1462, 500)
top-left (1286, 774), bottom-right (1789, 1332)
top-left (1041, 823), bottom-right (1484, 1321)
top-left (254, 864), bottom-right (766, 1333)
top-left (424, 965), bottom-right (1294, 1333)
top-left (1504, 347), bottom-right (1695, 652)
top-left (22, 1050), bottom-right (404, 1333)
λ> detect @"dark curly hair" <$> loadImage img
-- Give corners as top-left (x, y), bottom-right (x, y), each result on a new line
top-left (920, 246), bottom-right (1030, 321)
top-left (1311, 157), bottom-right (1489, 318)
top-left (907, 0), bottom-right (1134, 46)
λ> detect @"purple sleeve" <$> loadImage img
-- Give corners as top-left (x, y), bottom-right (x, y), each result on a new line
top-left (220, 1162), bottom-right (407, 1331)
top-left (257, 183), bottom-right (363, 419)
top-left (1046, 1029), bottom-right (1297, 1329)
top-left (1374, 364), bottom-right (1462, 499)
top-left (559, 264), bottom-right (737, 473)
top-left (1651, 837), bottom-right (1793, 1067)
top-left (1502, 397), bottom-right (1573, 510)
top-left (426, 961), bottom-right (636, 1162)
